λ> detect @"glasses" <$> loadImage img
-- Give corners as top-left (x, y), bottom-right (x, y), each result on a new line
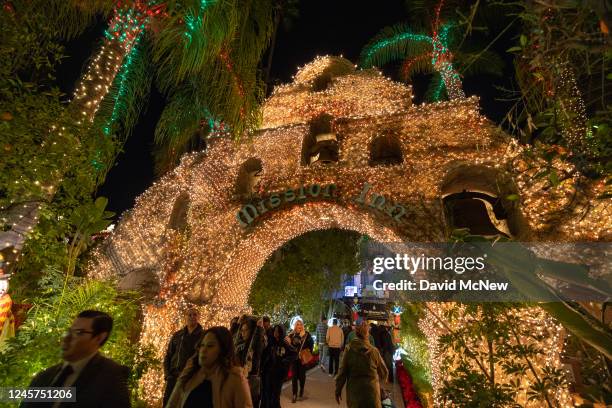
top-left (64, 329), bottom-right (95, 337)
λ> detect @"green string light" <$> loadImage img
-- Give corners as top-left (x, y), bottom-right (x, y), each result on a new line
top-left (363, 31), bottom-right (432, 67)
top-left (184, 0), bottom-right (213, 43)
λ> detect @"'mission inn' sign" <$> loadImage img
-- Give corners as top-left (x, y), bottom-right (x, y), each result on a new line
top-left (236, 182), bottom-right (408, 227)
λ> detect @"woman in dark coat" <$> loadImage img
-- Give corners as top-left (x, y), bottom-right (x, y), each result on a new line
top-left (261, 324), bottom-right (296, 408)
top-left (235, 316), bottom-right (265, 408)
top-left (287, 319), bottom-right (313, 403)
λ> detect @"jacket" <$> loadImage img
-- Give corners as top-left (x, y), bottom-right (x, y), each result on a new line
top-left (20, 353), bottom-right (130, 408)
top-left (288, 331), bottom-right (313, 357)
top-left (235, 325), bottom-right (265, 377)
top-left (326, 325), bottom-right (344, 348)
top-left (164, 324), bottom-right (204, 379)
top-left (335, 338), bottom-right (388, 408)
top-left (165, 365), bottom-right (253, 408)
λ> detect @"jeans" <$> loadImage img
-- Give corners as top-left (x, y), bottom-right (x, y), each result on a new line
top-left (291, 360), bottom-right (307, 397)
top-left (328, 347), bottom-right (341, 375)
top-left (318, 343), bottom-right (327, 367)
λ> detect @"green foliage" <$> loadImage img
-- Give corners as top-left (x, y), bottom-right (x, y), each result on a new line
top-left (359, 3), bottom-right (504, 102)
top-left (500, 1), bottom-right (611, 176)
top-left (564, 334), bottom-right (612, 405)
top-left (359, 23), bottom-right (432, 69)
top-left (399, 304), bottom-right (433, 403)
top-left (449, 232), bottom-right (612, 359)
top-left (248, 229), bottom-right (361, 324)
top-left (151, 0), bottom-right (275, 172)
top-left (437, 303), bottom-right (567, 407)
top-left (0, 275), bottom-right (158, 406)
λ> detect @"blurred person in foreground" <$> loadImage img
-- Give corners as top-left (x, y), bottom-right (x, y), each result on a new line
top-left (334, 321), bottom-right (388, 408)
top-left (235, 316), bottom-right (265, 407)
top-left (166, 326), bottom-right (252, 408)
top-left (20, 310), bottom-right (130, 408)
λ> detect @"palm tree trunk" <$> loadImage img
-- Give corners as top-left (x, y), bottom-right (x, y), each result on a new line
top-left (264, 11), bottom-right (281, 88)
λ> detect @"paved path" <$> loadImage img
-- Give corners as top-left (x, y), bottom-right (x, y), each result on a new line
top-left (279, 365), bottom-right (402, 407)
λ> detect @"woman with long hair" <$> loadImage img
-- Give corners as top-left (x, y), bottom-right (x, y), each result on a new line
top-left (287, 319), bottom-right (313, 403)
top-left (235, 316), bottom-right (265, 407)
top-left (334, 321), bottom-right (388, 408)
top-left (165, 326), bottom-right (252, 408)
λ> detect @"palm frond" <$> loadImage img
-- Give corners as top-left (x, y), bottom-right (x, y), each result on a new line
top-left (61, 279), bottom-right (116, 312)
top-left (424, 71), bottom-right (448, 102)
top-left (454, 49), bottom-right (505, 77)
top-left (400, 52), bottom-right (435, 82)
top-left (152, 0), bottom-right (274, 140)
top-left (359, 23), bottom-right (432, 68)
top-left (40, 0), bottom-right (115, 40)
top-left (153, 81), bottom-right (212, 174)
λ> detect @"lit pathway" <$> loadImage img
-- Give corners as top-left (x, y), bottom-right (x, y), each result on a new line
top-left (279, 365), bottom-right (402, 407)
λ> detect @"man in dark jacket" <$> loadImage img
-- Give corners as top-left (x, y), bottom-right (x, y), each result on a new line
top-left (20, 310), bottom-right (130, 408)
top-left (162, 308), bottom-right (204, 406)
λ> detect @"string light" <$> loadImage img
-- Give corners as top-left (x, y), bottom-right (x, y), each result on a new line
top-left (72, 2), bottom-right (154, 123)
top-left (86, 56), bottom-right (608, 405)
top-left (419, 303), bottom-right (573, 407)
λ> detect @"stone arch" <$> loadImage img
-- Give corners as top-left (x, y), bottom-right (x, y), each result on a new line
top-left (369, 134), bottom-right (403, 166)
top-left (215, 201), bottom-right (407, 309)
top-left (168, 191), bottom-right (190, 233)
top-left (235, 157), bottom-right (263, 199)
top-left (301, 114), bottom-right (339, 166)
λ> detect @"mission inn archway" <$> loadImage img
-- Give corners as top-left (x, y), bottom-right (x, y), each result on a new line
top-left (88, 56), bottom-right (608, 405)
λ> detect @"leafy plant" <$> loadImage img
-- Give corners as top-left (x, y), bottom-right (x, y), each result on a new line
top-left (0, 273), bottom-right (158, 406)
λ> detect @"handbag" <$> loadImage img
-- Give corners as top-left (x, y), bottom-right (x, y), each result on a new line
top-left (247, 374), bottom-right (261, 399)
top-left (297, 333), bottom-right (314, 365)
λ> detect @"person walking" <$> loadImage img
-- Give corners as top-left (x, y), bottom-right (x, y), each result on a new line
top-left (166, 326), bottom-right (252, 408)
top-left (163, 308), bottom-right (205, 406)
top-left (346, 318), bottom-right (375, 345)
top-left (334, 321), bottom-right (388, 408)
top-left (20, 310), bottom-right (130, 408)
top-left (325, 318), bottom-right (344, 377)
top-left (235, 316), bottom-right (265, 408)
top-left (379, 325), bottom-right (395, 382)
top-left (315, 316), bottom-right (328, 372)
top-left (287, 319), bottom-right (313, 403)
top-left (262, 324), bottom-right (296, 408)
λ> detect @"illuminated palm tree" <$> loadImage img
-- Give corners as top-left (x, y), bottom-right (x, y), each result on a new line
top-left (359, 0), bottom-right (503, 101)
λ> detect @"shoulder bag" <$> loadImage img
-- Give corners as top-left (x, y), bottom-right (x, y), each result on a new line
top-left (297, 333), bottom-right (313, 365)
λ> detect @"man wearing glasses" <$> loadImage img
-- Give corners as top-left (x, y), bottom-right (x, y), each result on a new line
top-left (20, 310), bottom-right (130, 408)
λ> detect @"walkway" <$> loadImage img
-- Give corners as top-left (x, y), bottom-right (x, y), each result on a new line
top-left (279, 365), bottom-right (402, 407)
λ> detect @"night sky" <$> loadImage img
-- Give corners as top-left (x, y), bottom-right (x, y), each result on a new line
top-left (58, 0), bottom-right (516, 218)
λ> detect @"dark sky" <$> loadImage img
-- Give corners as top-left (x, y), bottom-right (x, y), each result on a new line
top-left (59, 0), bottom-right (516, 217)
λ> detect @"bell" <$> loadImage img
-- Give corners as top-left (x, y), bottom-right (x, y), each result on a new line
top-left (309, 133), bottom-right (338, 165)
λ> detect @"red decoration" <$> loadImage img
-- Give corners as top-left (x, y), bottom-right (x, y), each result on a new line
top-left (396, 360), bottom-right (423, 408)
top-left (3, 2), bottom-right (14, 14)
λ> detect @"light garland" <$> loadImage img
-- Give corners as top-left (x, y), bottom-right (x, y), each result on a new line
top-left (72, 2), bottom-right (157, 124)
top-left (419, 303), bottom-right (573, 407)
top-left (86, 56), bottom-right (608, 406)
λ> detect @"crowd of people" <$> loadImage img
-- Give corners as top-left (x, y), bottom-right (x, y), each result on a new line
top-left (20, 308), bottom-right (396, 408)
